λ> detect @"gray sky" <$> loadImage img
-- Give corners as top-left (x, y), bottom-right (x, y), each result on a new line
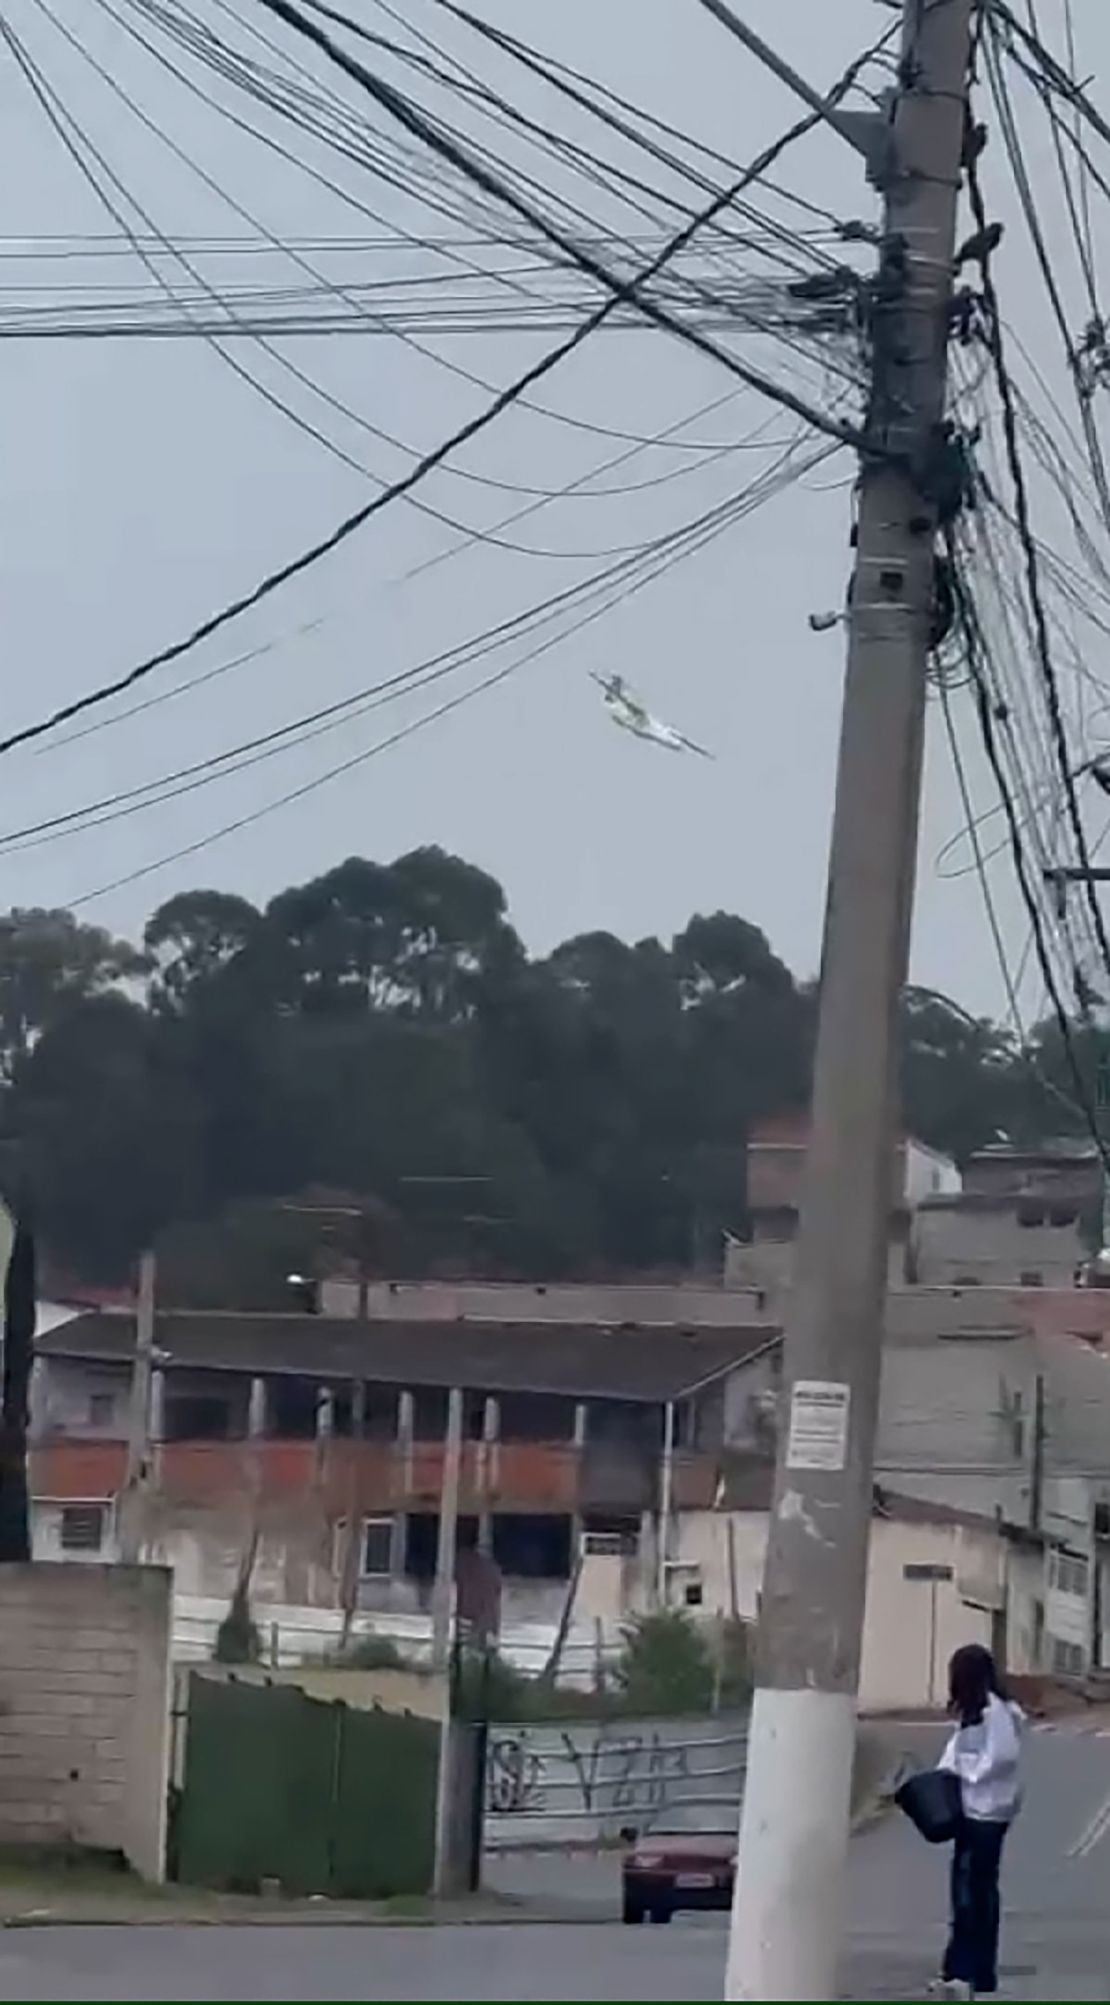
top-left (0, 0), bottom-right (1106, 1021)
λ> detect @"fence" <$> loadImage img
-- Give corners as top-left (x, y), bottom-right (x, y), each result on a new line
top-left (174, 1671), bottom-right (438, 1898)
top-left (483, 1711), bottom-right (748, 1850)
top-left (173, 1594), bottom-right (616, 1685)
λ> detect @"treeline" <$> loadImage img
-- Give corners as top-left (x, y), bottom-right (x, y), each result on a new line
top-left (0, 849), bottom-right (1094, 1294)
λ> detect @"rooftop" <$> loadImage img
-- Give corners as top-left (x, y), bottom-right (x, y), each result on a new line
top-left (38, 1312), bottom-right (779, 1405)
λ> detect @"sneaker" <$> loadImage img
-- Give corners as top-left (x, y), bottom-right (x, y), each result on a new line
top-left (927, 1984), bottom-right (974, 2001)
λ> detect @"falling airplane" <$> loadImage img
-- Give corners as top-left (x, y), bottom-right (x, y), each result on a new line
top-left (592, 673), bottom-right (712, 758)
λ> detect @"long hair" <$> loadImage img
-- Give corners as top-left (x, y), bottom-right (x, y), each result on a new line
top-left (948, 1643), bottom-right (1006, 1728)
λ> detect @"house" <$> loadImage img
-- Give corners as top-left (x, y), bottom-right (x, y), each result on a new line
top-left (727, 1113), bottom-right (961, 1295)
top-left (29, 1309), bottom-right (781, 1634)
top-left (663, 1462), bottom-right (1052, 1711)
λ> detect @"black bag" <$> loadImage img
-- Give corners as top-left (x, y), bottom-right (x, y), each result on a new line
top-left (894, 1767), bottom-right (963, 1844)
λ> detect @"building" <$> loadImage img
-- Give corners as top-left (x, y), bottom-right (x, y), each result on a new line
top-left (29, 1309), bottom-right (781, 1632)
top-left (665, 1464), bottom-right (1052, 1711)
top-left (727, 1112), bottom-right (961, 1295)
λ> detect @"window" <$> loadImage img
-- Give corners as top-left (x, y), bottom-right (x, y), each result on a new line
top-left (1051, 1637), bottom-right (1085, 1677)
top-left (683, 1581), bottom-right (704, 1608)
top-left (59, 1504), bottom-right (105, 1553)
top-left (361, 1516), bottom-right (394, 1578)
top-left (1049, 1550), bottom-right (1089, 1597)
top-left (1019, 1271), bottom-right (1044, 1289)
top-left (87, 1393), bottom-right (115, 1429)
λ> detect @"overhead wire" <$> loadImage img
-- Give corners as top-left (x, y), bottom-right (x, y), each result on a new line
top-left (62, 436), bottom-right (842, 906)
top-left (0, 34), bottom-right (865, 760)
top-left (5, 428), bottom-right (837, 857)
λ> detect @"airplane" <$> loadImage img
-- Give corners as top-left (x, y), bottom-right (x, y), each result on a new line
top-left (591, 672), bottom-right (713, 758)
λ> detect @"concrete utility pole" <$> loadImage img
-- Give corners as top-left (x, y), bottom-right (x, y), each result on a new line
top-left (727, 2), bottom-right (976, 1997)
top-left (118, 1247), bottom-right (156, 1565)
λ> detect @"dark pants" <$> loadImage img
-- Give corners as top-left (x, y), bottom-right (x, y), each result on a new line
top-left (943, 1817), bottom-right (1008, 1994)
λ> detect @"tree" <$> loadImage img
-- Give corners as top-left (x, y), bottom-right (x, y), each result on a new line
top-left (613, 1610), bottom-right (716, 1715)
top-left (3, 846), bottom-right (1084, 1290)
top-left (0, 907), bottom-right (147, 1082)
top-left (12, 994), bottom-right (205, 1282)
top-left (144, 889), bottom-right (262, 1017)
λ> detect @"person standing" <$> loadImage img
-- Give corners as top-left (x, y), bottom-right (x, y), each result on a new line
top-left (932, 1643), bottom-right (1024, 2000)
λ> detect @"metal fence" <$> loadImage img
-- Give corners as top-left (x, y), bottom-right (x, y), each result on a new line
top-left (483, 1711), bottom-right (748, 1850)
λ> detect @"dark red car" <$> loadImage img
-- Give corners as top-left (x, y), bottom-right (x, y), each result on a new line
top-left (620, 1830), bottom-right (735, 1924)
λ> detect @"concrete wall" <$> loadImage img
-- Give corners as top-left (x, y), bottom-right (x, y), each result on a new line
top-left (32, 1358), bottom-right (130, 1440)
top-left (904, 1140), bottom-right (963, 1205)
top-left (914, 1201), bottom-right (1085, 1288)
top-left (319, 1278), bottom-right (773, 1325)
top-left (0, 1563), bottom-right (171, 1878)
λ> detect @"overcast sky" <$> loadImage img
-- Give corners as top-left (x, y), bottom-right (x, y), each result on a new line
top-left (0, 0), bottom-right (1105, 1020)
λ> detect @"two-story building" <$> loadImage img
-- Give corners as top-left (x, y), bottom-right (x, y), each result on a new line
top-left (29, 1309), bottom-right (781, 1634)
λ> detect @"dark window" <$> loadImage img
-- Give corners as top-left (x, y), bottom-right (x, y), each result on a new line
top-left (492, 1514), bottom-right (572, 1579)
top-left (269, 1378), bottom-right (321, 1440)
top-left (683, 1581), bottom-right (704, 1608)
top-left (88, 1393), bottom-right (115, 1429)
top-left (1019, 1270), bottom-right (1044, 1289)
top-left (164, 1395), bottom-right (232, 1442)
top-left (60, 1504), bottom-right (105, 1553)
top-left (405, 1513), bottom-right (478, 1580)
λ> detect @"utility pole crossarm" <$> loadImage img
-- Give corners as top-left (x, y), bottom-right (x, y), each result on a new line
top-left (695, 0), bottom-right (880, 161)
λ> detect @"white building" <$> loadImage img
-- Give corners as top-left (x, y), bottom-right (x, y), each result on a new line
top-left (664, 1470), bottom-right (1050, 1711)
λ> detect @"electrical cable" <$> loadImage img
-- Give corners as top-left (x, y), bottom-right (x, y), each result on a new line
top-left (963, 133), bottom-right (1110, 997)
top-left (0, 50), bottom-right (859, 759)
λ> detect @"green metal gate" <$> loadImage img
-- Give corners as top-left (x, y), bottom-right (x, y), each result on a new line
top-left (175, 1674), bottom-right (437, 1899)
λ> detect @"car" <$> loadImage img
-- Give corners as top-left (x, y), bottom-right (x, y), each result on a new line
top-left (620, 1829), bottom-right (735, 1925)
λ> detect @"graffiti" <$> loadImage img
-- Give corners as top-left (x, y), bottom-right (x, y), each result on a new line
top-left (483, 1714), bottom-right (742, 1843)
top-left (486, 1732), bottom-right (546, 1814)
top-left (558, 1728), bottom-right (691, 1815)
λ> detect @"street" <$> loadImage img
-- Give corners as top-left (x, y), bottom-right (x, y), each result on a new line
top-left (1, 1724), bottom-right (1109, 1999)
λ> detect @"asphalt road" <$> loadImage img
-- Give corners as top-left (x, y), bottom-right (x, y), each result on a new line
top-left (2, 1723), bottom-right (1110, 1999)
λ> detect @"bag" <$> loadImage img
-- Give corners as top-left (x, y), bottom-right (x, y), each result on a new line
top-left (894, 1767), bottom-right (963, 1844)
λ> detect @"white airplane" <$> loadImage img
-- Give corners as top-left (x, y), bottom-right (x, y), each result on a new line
top-left (592, 673), bottom-right (712, 758)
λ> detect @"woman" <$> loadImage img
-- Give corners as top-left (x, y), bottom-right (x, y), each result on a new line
top-left (932, 1644), bottom-right (1024, 2001)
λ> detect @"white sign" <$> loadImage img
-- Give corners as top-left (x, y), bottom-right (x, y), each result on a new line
top-left (785, 1379), bottom-right (851, 1472)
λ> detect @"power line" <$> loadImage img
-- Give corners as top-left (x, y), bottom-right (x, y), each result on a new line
top-left (249, 0), bottom-right (867, 445)
top-left (949, 534), bottom-right (1109, 1165)
top-left (0, 48), bottom-right (856, 760)
top-left (963, 133), bottom-right (1110, 996)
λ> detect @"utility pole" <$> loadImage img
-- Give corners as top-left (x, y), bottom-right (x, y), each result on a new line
top-left (118, 1248), bottom-right (156, 1565)
top-left (1029, 1372), bottom-right (1046, 1534)
top-left (727, 2), bottom-right (976, 1997)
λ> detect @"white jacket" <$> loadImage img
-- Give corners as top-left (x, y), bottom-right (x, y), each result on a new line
top-left (939, 1691), bottom-right (1024, 1822)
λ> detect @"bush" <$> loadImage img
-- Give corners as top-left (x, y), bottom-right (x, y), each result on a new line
top-left (613, 1609), bottom-right (715, 1716)
top-left (335, 1633), bottom-right (405, 1671)
top-left (213, 1579), bottom-right (262, 1665)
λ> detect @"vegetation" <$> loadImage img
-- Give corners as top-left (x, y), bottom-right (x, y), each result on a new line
top-left (612, 1610), bottom-right (716, 1716)
top-left (0, 852), bottom-right (1090, 1287)
top-left (213, 1578), bottom-right (262, 1666)
top-left (333, 1633), bottom-right (404, 1671)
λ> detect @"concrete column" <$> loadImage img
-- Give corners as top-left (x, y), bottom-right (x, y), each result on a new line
top-left (478, 1395), bottom-right (500, 1555)
top-left (247, 1377), bottom-right (268, 1439)
top-left (149, 1369), bottom-right (166, 1445)
top-left (390, 1389), bottom-right (414, 1582)
top-left (571, 1401), bottom-right (589, 1564)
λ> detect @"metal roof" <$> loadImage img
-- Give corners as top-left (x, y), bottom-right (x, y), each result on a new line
top-left (38, 1312), bottom-right (779, 1404)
